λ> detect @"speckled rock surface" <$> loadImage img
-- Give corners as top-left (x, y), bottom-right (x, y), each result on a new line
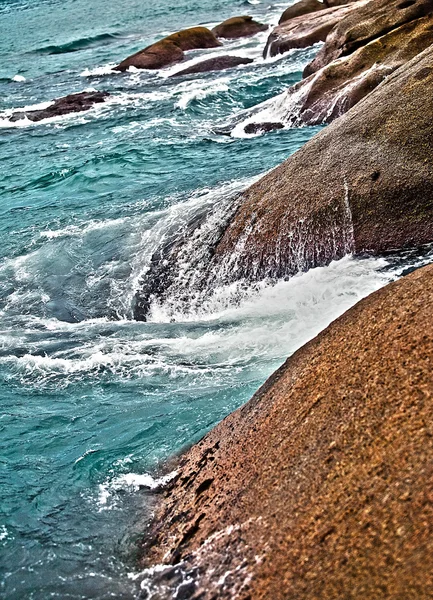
top-left (140, 263), bottom-right (433, 599)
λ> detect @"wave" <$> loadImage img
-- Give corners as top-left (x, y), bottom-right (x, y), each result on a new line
top-left (32, 32), bottom-right (122, 55)
top-left (97, 471), bottom-right (177, 510)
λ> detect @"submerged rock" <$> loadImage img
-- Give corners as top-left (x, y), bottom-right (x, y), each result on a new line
top-left (264, 3), bottom-right (359, 57)
top-left (212, 16), bottom-right (268, 39)
top-left (304, 0), bottom-right (433, 76)
top-left (171, 55), bottom-right (254, 77)
top-left (10, 91), bottom-right (109, 123)
top-left (134, 46), bottom-right (433, 318)
top-left (140, 263), bottom-right (433, 599)
top-left (114, 27), bottom-right (221, 71)
top-left (279, 0), bottom-right (326, 24)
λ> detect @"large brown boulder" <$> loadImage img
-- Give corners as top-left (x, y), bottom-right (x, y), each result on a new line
top-left (140, 263), bottom-right (433, 599)
top-left (212, 16), bottom-right (268, 39)
top-left (134, 46), bottom-right (433, 319)
top-left (279, 0), bottom-right (325, 24)
top-left (114, 27), bottom-right (221, 71)
top-left (304, 0), bottom-right (433, 76)
top-left (10, 91), bottom-right (109, 123)
top-left (271, 13), bottom-right (433, 127)
top-left (170, 55), bottom-right (254, 77)
top-left (264, 2), bottom-right (359, 58)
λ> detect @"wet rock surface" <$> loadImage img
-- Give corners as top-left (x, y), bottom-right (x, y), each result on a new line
top-left (171, 55), bottom-right (254, 77)
top-left (140, 263), bottom-right (433, 599)
top-left (134, 46), bottom-right (433, 317)
top-left (212, 16), bottom-right (268, 39)
top-left (115, 27), bottom-right (221, 71)
top-left (10, 91), bottom-right (109, 122)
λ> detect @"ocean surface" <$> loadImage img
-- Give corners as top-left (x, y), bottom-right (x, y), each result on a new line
top-left (1, 0), bottom-right (432, 598)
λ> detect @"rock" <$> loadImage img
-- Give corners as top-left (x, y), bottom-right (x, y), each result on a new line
top-left (115, 27), bottom-right (221, 71)
top-left (134, 46), bottom-right (433, 318)
top-left (10, 91), bottom-right (109, 123)
top-left (139, 263), bottom-right (433, 599)
top-left (279, 0), bottom-right (326, 24)
top-left (212, 16), bottom-right (268, 39)
top-left (304, 0), bottom-right (433, 77)
top-left (264, 3), bottom-right (360, 58)
top-left (276, 13), bottom-right (433, 126)
top-left (171, 55), bottom-right (254, 77)
top-left (244, 121), bottom-right (284, 134)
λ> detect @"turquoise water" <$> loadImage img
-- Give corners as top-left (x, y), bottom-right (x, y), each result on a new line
top-left (1, 1), bottom-right (431, 598)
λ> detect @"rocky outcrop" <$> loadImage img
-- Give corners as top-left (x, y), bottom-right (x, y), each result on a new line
top-left (304, 0), bottom-right (433, 76)
top-left (10, 91), bottom-right (109, 123)
top-left (279, 0), bottom-right (326, 24)
top-left (212, 16), bottom-right (268, 39)
top-left (244, 121), bottom-right (284, 134)
top-left (140, 263), bottom-right (433, 599)
top-left (134, 46), bottom-right (433, 319)
top-left (171, 55), bottom-right (253, 77)
top-left (114, 27), bottom-right (221, 71)
top-left (264, 2), bottom-right (360, 57)
top-left (273, 13), bottom-right (433, 126)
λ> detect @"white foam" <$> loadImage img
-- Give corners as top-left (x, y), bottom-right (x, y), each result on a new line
top-left (12, 75), bottom-right (26, 82)
top-left (97, 471), bottom-right (177, 509)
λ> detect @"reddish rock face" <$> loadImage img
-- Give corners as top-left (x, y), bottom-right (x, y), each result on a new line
top-left (114, 27), bottom-right (221, 71)
top-left (10, 91), bottom-right (109, 123)
top-left (140, 262), bottom-right (433, 600)
top-left (212, 16), bottom-right (268, 39)
top-left (304, 0), bottom-right (433, 76)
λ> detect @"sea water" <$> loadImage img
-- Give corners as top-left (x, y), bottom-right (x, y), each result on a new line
top-left (1, 0), bottom-right (432, 597)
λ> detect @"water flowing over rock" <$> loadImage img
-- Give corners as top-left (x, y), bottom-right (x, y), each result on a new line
top-left (264, 3), bottom-right (360, 58)
top-left (262, 13), bottom-right (433, 127)
top-left (134, 46), bottom-right (433, 319)
top-left (170, 55), bottom-right (254, 77)
top-left (304, 0), bottom-right (433, 76)
top-left (212, 16), bottom-right (268, 39)
top-left (9, 91), bottom-right (109, 122)
top-left (139, 263), bottom-right (433, 599)
top-left (114, 27), bottom-right (221, 71)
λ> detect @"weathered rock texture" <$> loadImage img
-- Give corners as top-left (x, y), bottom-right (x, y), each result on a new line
top-left (134, 46), bottom-right (433, 320)
top-left (304, 0), bottom-right (433, 76)
top-left (281, 13), bottom-right (433, 126)
top-left (212, 16), bottom-right (268, 39)
top-left (115, 27), bottom-right (221, 71)
top-left (264, 3), bottom-right (359, 57)
top-left (279, 0), bottom-right (326, 24)
top-left (140, 263), bottom-right (433, 599)
top-left (10, 91), bottom-right (109, 123)
top-left (171, 55), bottom-right (253, 77)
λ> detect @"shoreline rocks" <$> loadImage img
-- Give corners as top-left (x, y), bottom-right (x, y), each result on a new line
top-left (264, 3), bottom-right (359, 57)
top-left (134, 45), bottom-right (433, 319)
top-left (279, 0), bottom-right (326, 24)
top-left (10, 91), bottom-right (109, 123)
top-left (139, 263), bottom-right (433, 599)
top-left (114, 27), bottom-right (221, 71)
top-left (212, 16), bottom-right (268, 39)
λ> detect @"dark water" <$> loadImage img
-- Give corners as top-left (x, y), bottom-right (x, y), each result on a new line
top-left (1, 0), bottom-right (432, 598)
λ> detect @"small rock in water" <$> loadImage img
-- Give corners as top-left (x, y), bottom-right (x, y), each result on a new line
top-left (212, 15), bottom-right (268, 39)
top-left (244, 122), bottom-right (284, 134)
top-left (171, 55), bottom-right (254, 77)
top-left (10, 91), bottom-right (109, 123)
